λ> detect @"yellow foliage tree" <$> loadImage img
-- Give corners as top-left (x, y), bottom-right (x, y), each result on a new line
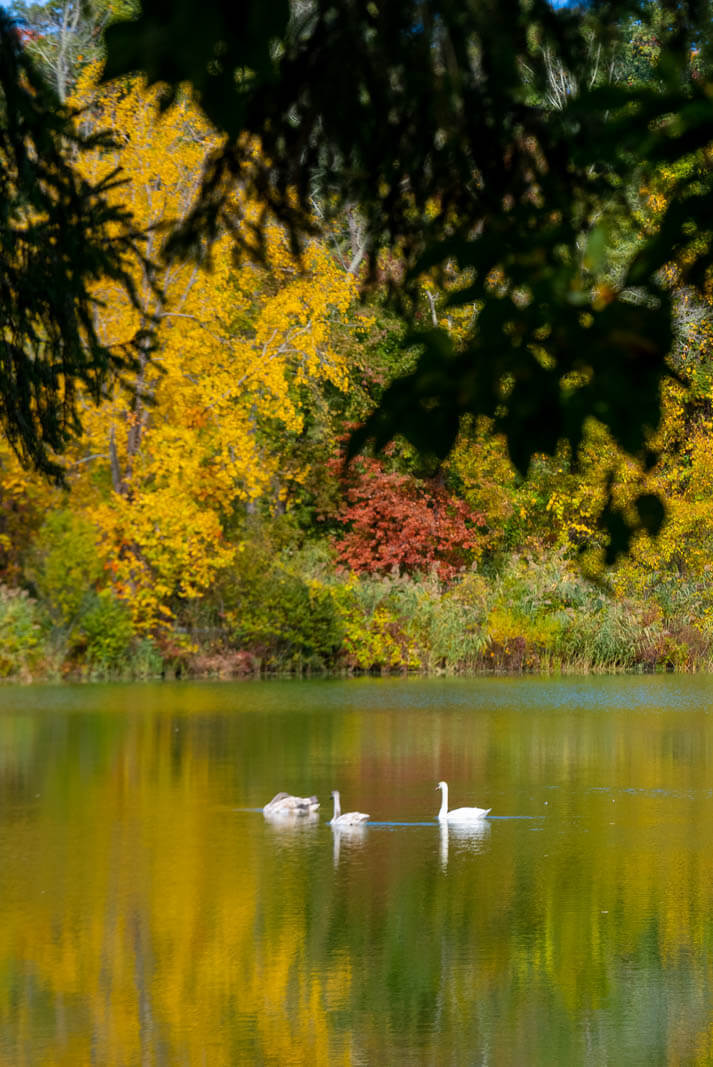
top-left (67, 72), bottom-right (356, 632)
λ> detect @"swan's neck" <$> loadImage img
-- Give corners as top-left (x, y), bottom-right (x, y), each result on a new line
top-left (332, 792), bottom-right (341, 819)
top-left (438, 784), bottom-right (448, 819)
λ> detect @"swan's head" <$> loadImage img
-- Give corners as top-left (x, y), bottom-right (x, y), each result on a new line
top-left (436, 780), bottom-right (447, 791)
top-left (330, 790), bottom-right (339, 798)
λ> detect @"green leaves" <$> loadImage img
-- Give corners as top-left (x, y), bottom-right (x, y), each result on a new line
top-left (102, 0), bottom-right (289, 136)
top-left (352, 288), bottom-right (672, 481)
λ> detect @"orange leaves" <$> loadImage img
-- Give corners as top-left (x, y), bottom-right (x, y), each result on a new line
top-left (334, 456), bottom-right (486, 580)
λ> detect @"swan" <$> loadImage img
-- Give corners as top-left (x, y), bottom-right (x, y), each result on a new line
top-left (263, 791), bottom-right (320, 816)
top-left (329, 790), bottom-right (369, 827)
top-left (436, 780), bottom-right (490, 822)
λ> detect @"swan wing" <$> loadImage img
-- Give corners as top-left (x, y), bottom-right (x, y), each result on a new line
top-left (447, 806), bottom-right (491, 822)
top-left (264, 792), bottom-right (320, 815)
top-left (332, 811), bottom-right (369, 826)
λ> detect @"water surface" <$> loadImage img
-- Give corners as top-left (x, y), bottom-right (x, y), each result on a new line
top-left (1, 675), bottom-right (712, 1064)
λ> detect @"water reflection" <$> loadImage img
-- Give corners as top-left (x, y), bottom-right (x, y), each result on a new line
top-left (331, 823), bottom-right (368, 868)
top-left (439, 819), bottom-right (491, 869)
top-left (0, 676), bottom-right (713, 1064)
top-left (263, 809), bottom-right (320, 834)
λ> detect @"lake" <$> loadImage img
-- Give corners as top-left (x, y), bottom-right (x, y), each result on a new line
top-left (1, 675), bottom-right (712, 1064)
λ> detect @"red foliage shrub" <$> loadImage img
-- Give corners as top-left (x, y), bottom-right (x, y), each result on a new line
top-left (333, 457), bottom-right (486, 580)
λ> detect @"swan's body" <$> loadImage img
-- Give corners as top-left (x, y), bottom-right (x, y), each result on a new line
top-left (436, 780), bottom-right (490, 822)
top-left (329, 790), bottom-right (369, 826)
top-left (263, 791), bottom-right (319, 816)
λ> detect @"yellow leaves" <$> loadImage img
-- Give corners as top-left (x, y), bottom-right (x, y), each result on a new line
top-left (64, 72), bottom-right (357, 632)
top-left (247, 241), bottom-right (354, 396)
top-left (592, 283), bottom-right (616, 311)
top-left (646, 190), bottom-right (668, 215)
top-left (94, 489), bottom-right (234, 632)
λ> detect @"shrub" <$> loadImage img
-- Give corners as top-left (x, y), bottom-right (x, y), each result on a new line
top-left (333, 456), bottom-right (486, 579)
top-left (0, 585), bottom-right (47, 679)
top-left (26, 509), bottom-right (106, 629)
top-left (326, 575), bottom-right (411, 671)
top-left (484, 552), bottom-right (646, 670)
top-left (225, 553), bottom-right (345, 670)
top-left (553, 601), bottom-right (644, 670)
top-left (128, 638), bottom-right (165, 680)
top-left (81, 589), bottom-right (136, 674)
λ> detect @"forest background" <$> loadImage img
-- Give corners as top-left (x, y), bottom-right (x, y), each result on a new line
top-left (3, 0), bottom-right (713, 680)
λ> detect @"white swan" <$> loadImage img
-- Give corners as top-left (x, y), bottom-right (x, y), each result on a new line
top-left (329, 790), bottom-right (369, 826)
top-left (263, 791), bottom-right (320, 816)
top-left (436, 780), bottom-right (490, 822)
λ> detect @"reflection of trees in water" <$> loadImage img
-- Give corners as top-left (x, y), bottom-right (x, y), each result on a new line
top-left (3, 684), bottom-right (713, 1062)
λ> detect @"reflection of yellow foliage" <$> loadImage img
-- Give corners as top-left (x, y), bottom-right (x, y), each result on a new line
top-left (3, 697), bottom-right (713, 1061)
top-left (0, 711), bottom-right (364, 1064)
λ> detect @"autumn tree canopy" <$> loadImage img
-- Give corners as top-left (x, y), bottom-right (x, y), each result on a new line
top-left (3, 1), bottom-right (713, 679)
top-left (2, 1), bottom-right (712, 519)
top-left (95, 0), bottom-right (713, 555)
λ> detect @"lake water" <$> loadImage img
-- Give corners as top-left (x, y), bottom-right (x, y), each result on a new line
top-left (1, 675), bottom-right (713, 1064)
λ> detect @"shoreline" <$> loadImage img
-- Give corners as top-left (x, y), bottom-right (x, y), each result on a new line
top-left (0, 654), bottom-right (703, 684)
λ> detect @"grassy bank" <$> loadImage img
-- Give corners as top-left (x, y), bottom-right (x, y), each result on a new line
top-left (3, 548), bottom-right (712, 682)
